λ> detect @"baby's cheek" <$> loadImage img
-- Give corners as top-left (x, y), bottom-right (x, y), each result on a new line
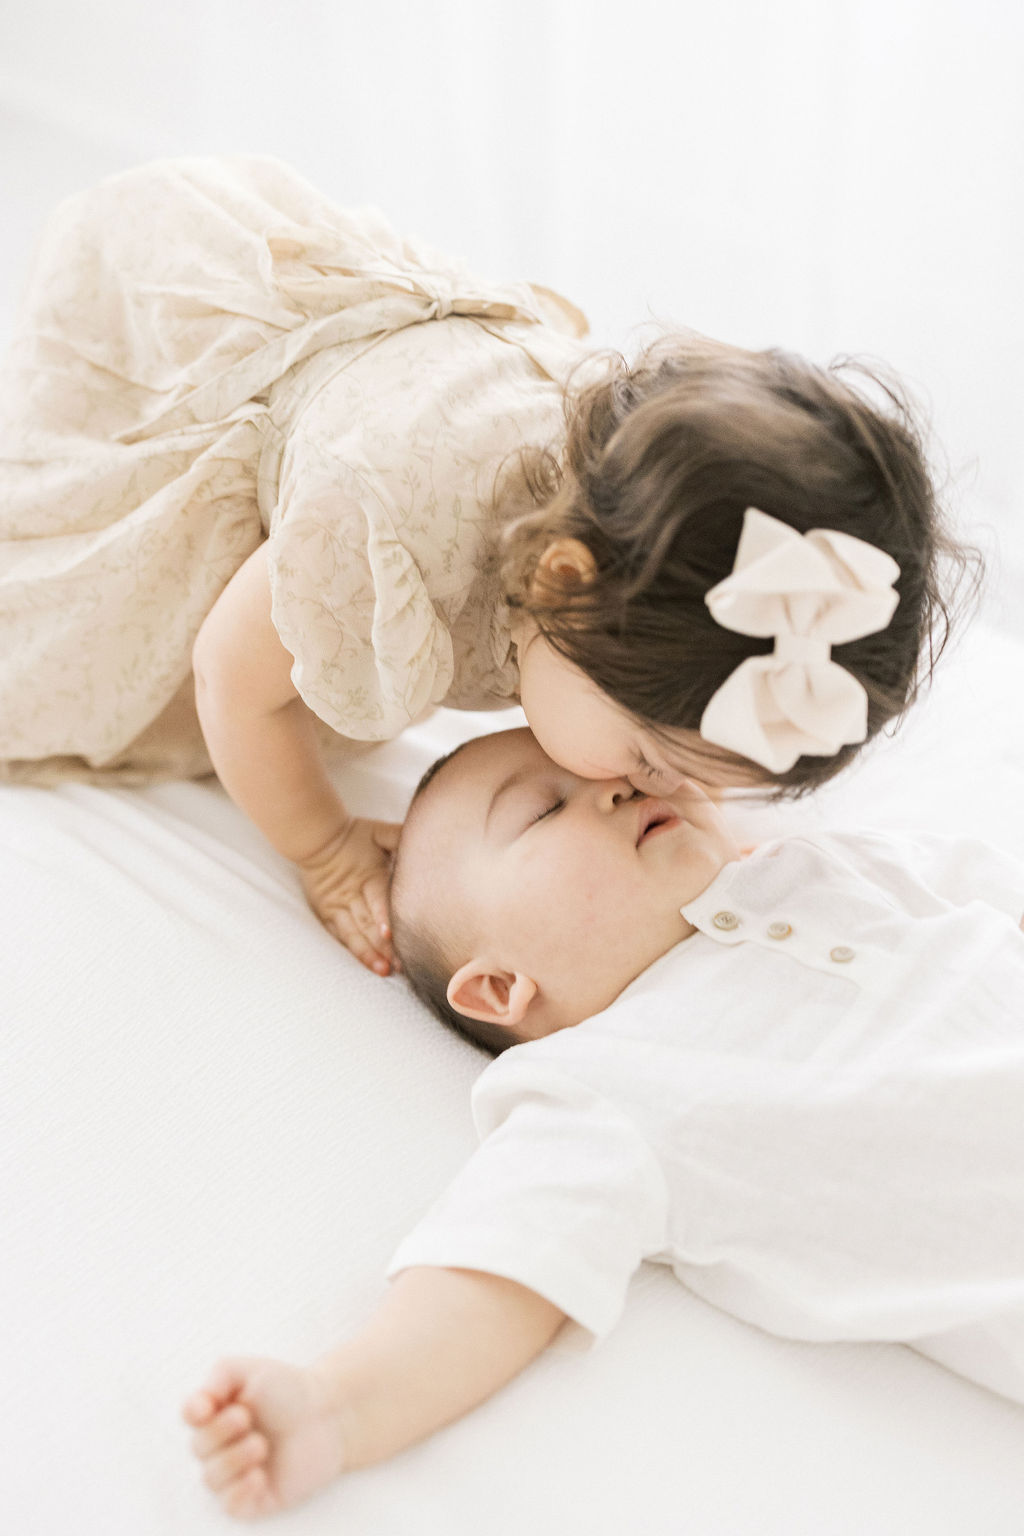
top-left (575, 867), bottom-right (652, 948)
top-left (519, 865), bottom-right (600, 954)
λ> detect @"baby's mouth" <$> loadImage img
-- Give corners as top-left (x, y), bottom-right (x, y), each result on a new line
top-left (636, 800), bottom-right (682, 847)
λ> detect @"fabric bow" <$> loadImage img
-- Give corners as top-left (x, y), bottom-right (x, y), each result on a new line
top-left (699, 508), bottom-right (901, 773)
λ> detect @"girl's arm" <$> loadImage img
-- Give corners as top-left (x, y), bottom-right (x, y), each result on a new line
top-left (192, 542), bottom-right (398, 973)
top-left (183, 1267), bottom-right (566, 1520)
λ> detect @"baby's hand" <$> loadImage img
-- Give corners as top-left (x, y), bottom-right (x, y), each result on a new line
top-left (297, 817), bottom-right (402, 975)
top-left (183, 1356), bottom-right (348, 1520)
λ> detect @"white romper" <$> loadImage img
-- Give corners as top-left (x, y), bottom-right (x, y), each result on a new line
top-left (390, 830), bottom-right (1024, 1406)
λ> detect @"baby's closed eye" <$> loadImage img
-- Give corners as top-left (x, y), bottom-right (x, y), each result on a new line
top-left (531, 796), bottom-right (566, 824)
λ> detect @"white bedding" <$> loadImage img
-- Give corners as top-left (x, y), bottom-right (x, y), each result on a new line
top-left (4, 621), bottom-right (1024, 1536)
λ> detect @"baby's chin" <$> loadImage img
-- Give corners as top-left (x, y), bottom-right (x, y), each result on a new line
top-left (652, 818), bottom-right (741, 907)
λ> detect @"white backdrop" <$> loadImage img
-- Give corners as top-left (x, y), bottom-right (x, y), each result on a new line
top-left (1, 0), bottom-right (1021, 611)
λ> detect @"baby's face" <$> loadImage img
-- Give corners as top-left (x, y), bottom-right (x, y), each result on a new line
top-left (398, 727), bottom-right (742, 1036)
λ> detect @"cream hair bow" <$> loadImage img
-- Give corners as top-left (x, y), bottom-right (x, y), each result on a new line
top-left (699, 508), bottom-right (901, 773)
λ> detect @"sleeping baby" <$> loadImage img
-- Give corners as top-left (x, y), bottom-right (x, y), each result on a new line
top-left (184, 726), bottom-right (1024, 1520)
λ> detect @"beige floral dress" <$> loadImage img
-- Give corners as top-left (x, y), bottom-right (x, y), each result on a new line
top-left (0, 156), bottom-right (590, 783)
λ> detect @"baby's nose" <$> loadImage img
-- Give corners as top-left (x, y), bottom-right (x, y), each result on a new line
top-left (598, 779), bottom-right (642, 809)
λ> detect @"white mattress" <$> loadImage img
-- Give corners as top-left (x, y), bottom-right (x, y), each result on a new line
top-left (4, 621), bottom-right (1024, 1536)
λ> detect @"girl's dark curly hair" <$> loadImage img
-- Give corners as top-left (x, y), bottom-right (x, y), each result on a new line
top-left (500, 336), bottom-right (980, 794)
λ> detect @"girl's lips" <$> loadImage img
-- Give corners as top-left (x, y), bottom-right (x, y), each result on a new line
top-left (635, 799), bottom-right (682, 847)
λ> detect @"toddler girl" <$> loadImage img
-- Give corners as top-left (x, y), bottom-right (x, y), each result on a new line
top-left (0, 156), bottom-right (971, 973)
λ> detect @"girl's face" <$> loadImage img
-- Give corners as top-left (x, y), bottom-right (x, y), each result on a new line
top-left (515, 623), bottom-right (763, 794)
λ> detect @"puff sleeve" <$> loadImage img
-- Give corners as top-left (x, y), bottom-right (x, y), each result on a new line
top-left (267, 441), bottom-right (458, 740)
top-left (263, 304), bottom-right (579, 740)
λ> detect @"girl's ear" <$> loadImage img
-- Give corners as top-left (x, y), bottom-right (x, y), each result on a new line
top-left (446, 961), bottom-right (538, 1028)
top-left (533, 537), bottom-right (597, 589)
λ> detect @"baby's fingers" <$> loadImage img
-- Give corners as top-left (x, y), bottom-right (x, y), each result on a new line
top-left (183, 1391), bottom-right (217, 1428)
top-left (223, 1464), bottom-right (276, 1521)
top-left (182, 1360), bottom-right (251, 1425)
top-left (203, 1430), bottom-right (270, 1494)
top-left (191, 1402), bottom-right (253, 1458)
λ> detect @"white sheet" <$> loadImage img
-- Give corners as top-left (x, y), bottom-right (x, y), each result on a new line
top-left (4, 621), bottom-right (1024, 1536)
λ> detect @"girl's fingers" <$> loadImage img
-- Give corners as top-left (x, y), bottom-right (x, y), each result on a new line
top-left (346, 890), bottom-right (375, 943)
top-left (331, 905), bottom-right (391, 976)
top-left (363, 873), bottom-right (400, 967)
top-left (343, 892), bottom-right (392, 969)
top-left (373, 820), bottom-right (402, 854)
top-left (348, 890), bottom-right (395, 966)
top-left (363, 870), bottom-right (392, 939)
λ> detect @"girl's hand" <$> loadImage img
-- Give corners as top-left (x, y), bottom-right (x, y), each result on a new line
top-left (297, 817), bottom-right (402, 975)
top-left (183, 1357), bottom-right (348, 1521)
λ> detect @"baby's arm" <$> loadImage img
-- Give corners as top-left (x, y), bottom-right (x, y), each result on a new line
top-left (192, 542), bottom-right (398, 973)
top-left (183, 1266), bottom-right (565, 1520)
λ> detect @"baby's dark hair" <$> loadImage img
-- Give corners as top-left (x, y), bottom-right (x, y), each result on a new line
top-left (501, 336), bottom-right (980, 794)
top-left (389, 745), bottom-right (510, 1058)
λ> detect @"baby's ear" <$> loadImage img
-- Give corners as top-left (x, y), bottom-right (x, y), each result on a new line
top-left (532, 537), bottom-right (597, 592)
top-left (447, 962), bottom-right (537, 1029)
